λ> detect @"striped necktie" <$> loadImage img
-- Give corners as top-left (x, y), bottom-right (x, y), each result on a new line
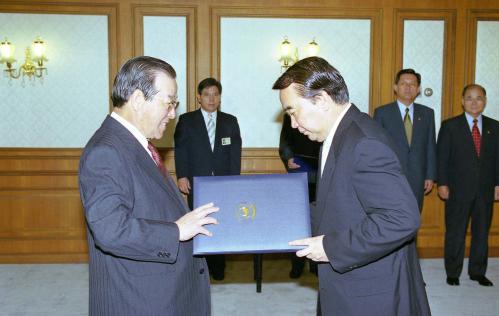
top-left (207, 113), bottom-right (215, 151)
top-left (148, 141), bottom-right (168, 178)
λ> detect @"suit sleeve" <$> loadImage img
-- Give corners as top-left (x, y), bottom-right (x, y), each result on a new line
top-left (425, 109), bottom-right (437, 180)
top-left (79, 145), bottom-right (180, 263)
top-left (230, 117), bottom-right (242, 175)
top-left (436, 121), bottom-right (451, 186)
top-left (323, 138), bottom-right (420, 273)
top-left (174, 115), bottom-right (189, 179)
top-left (279, 115), bottom-right (295, 166)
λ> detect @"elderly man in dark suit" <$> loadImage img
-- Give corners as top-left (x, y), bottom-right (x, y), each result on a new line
top-left (373, 68), bottom-right (437, 211)
top-left (274, 57), bottom-right (430, 315)
top-left (437, 84), bottom-right (499, 287)
top-left (79, 56), bottom-right (218, 315)
top-left (174, 77), bottom-right (242, 280)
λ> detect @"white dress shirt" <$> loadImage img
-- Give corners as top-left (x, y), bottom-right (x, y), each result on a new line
top-left (320, 103), bottom-right (352, 175)
top-left (110, 112), bottom-right (153, 159)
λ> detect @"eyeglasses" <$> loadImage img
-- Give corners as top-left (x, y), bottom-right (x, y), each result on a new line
top-left (166, 99), bottom-right (180, 110)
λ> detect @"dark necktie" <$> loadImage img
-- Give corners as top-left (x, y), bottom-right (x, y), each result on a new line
top-left (471, 119), bottom-right (481, 157)
top-left (404, 107), bottom-right (412, 146)
top-left (148, 141), bottom-right (168, 178)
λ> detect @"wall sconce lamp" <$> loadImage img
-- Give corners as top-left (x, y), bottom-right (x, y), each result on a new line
top-left (279, 36), bottom-right (320, 71)
top-left (0, 36), bottom-right (48, 82)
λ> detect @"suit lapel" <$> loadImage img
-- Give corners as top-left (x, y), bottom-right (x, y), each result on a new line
top-left (315, 105), bottom-right (359, 226)
top-left (213, 112), bottom-right (222, 153)
top-left (194, 110), bottom-right (214, 154)
top-left (457, 114), bottom-right (479, 159)
top-left (411, 104), bottom-right (423, 145)
top-left (389, 103), bottom-right (410, 148)
top-left (106, 116), bottom-right (188, 211)
top-left (479, 116), bottom-right (494, 159)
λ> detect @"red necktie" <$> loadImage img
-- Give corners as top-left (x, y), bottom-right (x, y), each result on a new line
top-left (471, 119), bottom-right (481, 157)
top-left (148, 141), bottom-right (168, 178)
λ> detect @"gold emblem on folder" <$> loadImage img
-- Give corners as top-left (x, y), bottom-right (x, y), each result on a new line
top-left (236, 203), bottom-right (256, 221)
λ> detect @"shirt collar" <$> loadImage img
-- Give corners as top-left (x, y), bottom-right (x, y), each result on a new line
top-left (110, 111), bottom-right (150, 155)
top-left (464, 112), bottom-right (483, 130)
top-left (397, 100), bottom-right (414, 118)
top-left (320, 103), bottom-right (352, 173)
top-left (201, 108), bottom-right (217, 120)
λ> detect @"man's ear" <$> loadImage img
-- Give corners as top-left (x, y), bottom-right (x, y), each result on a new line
top-left (129, 89), bottom-right (145, 111)
top-left (314, 90), bottom-right (331, 111)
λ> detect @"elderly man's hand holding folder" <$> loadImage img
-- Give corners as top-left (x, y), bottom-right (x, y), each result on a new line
top-left (175, 202), bottom-right (219, 241)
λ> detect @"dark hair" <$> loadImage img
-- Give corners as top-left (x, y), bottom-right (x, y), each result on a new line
top-left (111, 56), bottom-right (176, 108)
top-left (197, 77), bottom-right (222, 95)
top-left (395, 68), bottom-right (421, 86)
top-left (272, 56), bottom-right (349, 105)
top-left (462, 84), bottom-right (486, 97)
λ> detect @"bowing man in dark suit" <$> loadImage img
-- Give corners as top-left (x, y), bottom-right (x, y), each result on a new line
top-left (279, 114), bottom-right (321, 278)
top-left (79, 56), bottom-right (219, 315)
top-left (274, 57), bottom-right (430, 315)
top-left (437, 84), bottom-right (499, 287)
top-left (174, 78), bottom-right (242, 280)
top-left (373, 68), bottom-right (437, 211)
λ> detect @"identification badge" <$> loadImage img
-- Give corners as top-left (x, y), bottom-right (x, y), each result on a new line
top-left (222, 137), bottom-right (231, 145)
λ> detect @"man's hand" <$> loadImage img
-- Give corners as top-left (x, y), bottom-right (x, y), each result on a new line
top-left (424, 179), bottom-right (434, 194)
top-left (175, 202), bottom-right (219, 241)
top-left (438, 185), bottom-right (449, 200)
top-left (289, 235), bottom-right (329, 262)
top-left (287, 158), bottom-right (301, 170)
top-left (495, 186), bottom-right (499, 200)
top-left (177, 177), bottom-right (191, 194)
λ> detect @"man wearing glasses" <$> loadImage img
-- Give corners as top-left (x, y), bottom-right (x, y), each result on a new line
top-left (79, 56), bottom-right (217, 315)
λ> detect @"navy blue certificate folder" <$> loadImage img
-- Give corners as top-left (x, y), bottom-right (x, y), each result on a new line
top-left (193, 173), bottom-right (311, 255)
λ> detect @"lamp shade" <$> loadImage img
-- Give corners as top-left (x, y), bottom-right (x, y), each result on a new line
top-left (0, 38), bottom-right (14, 61)
top-left (306, 38), bottom-right (320, 57)
top-left (32, 37), bottom-right (46, 60)
top-left (280, 37), bottom-right (292, 58)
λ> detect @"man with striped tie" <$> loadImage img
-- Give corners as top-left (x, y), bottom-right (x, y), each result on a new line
top-left (174, 77), bottom-right (242, 280)
top-left (437, 84), bottom-right (499, 287)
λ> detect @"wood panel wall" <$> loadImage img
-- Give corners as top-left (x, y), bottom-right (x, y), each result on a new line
top-left (1, 0), bottom-right (498, 263)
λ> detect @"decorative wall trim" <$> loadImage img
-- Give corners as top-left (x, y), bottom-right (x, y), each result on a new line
top-left (132, 4), bottom-right (198, 113)
top-left (0, 2), bottom-right (119, 113)
top-left (210, 6), bottom-right (382, 114)
top-left (394, 9), bottom-right (456, 120)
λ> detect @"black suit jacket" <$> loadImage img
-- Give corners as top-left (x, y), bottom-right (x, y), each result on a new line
top-left (437, 113), bottom-right (499, 203)
top-left (79, 116), bottom-right (210, 315)
top-left (373, 102), bottom-right (437, 208)
top-left (174, 109), bottom-right (242, 205)
top-left (316, 105), bottom-right (429, 315)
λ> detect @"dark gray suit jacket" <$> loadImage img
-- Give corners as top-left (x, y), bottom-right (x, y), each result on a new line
top-left (315, 105), bottom-right (430, 315)
top-left (174, 109), bottom-right (241, 208)
top-left (373, 102), bottom-right (437, 209)
top-left (79, 116), bottom-right (210, 316)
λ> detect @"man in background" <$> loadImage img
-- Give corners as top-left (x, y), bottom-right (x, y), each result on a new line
top-left (79, 56), bottom-right (218, 315)
top-left (279, 113), bottom-right (321, 278)
top-left (274, 57), bottom-right (429, 315)
top-left (174, 77), bottom-right (242, 280)
top-left (437, 83), bottom-right (499, 287)
top-left (373, 68), bottom-right (436, 211)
